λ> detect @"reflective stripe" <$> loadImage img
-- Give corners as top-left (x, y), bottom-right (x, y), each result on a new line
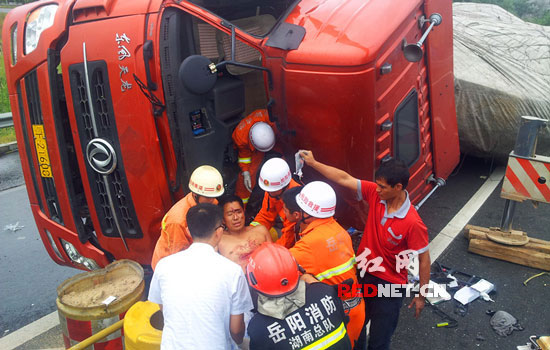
top-left (161, 214), bottom-right (168, 231)
top-left (303, 322), bottom-right (347, 350)
top-left (250, 221), bottom-right (260, 226)
top-left (315, 256), bottom-right (356, 282)
top-left (238, 157), bottom-right (252, 164)
top-left (242, 197), bottom-right (249, 204)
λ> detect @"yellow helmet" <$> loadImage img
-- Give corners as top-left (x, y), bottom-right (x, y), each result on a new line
top-left (188, 165), bottom-right (224, 197)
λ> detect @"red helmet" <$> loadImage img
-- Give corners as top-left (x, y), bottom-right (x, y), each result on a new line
top-left (246, 243), bottom-right (300, 297)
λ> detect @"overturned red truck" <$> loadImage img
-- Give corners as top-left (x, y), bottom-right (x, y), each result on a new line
top-left (2, 0), bottom-right (459, 271)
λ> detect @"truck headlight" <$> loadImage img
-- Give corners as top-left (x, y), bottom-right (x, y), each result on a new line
top-left (24, 4), bottom-right (58, 55)
top-left (61, 239), bottom-right (101, 271)
top-left (10, 24), bottom-right (17, 65)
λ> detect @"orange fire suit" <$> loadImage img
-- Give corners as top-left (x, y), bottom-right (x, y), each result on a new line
top-left (151, 193), bottom-right (217, 270)
top-left (290, 217), bottom-right (365, 347)
top-left (232, 109), bottom-right (276, 205)
top-left (250, 178), bottom-right (300, 249)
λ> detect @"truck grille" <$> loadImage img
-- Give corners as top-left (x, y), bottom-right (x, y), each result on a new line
top-left (24, 71), bottom-right (63, 224)
top-left (68, 61), bottom-right (141, 238)
top-left (48, 49), bottom-right (95, 244)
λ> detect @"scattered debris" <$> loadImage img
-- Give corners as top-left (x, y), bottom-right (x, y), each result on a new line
top-left (454, 279), bottom-right (495, 305)
top-left (517, 335), bottom-right (550, 350)
top-left (412, 280), bottom-right (451, 305)
top-left (3, 222), bottom-right (24, 232)
top-left (523, 272), bottom-right (550, 286)
top-left (454, 302), bottom-right (469, 317)
top-left (489, 310), bottom-right (524, 337)
top-left (430, 304), bottom-right (458, 328)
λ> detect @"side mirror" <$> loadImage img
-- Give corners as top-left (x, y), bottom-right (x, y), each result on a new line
top-left (178, 55), bottom-right (218, 94)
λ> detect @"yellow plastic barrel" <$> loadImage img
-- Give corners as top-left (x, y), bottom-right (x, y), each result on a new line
top-left (56, 259), bottom-right (144, 349)
top-left (124, 301), bottom-right (162, 350)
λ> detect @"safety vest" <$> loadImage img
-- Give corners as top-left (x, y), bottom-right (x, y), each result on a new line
top-left (290, 217), bottom-right (358, 285)
top-left (151, 193), bottom-right (218, 269)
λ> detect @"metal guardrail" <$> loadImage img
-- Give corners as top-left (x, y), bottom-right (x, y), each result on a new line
top-left (0, 113), bottom-right (13, 129)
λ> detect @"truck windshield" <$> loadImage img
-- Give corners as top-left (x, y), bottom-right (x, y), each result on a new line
top-left (188, 0), bottom-right (298, 36)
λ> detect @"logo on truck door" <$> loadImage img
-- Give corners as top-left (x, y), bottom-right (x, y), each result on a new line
top-left (86, 138), bottom-right (117, 175)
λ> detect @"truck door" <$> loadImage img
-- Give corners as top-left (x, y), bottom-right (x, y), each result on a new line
top-left (374, 7), bottom-right (434, 202)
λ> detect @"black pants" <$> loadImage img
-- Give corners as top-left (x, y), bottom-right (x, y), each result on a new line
top-left (354, 274), bottom-right (404, 350)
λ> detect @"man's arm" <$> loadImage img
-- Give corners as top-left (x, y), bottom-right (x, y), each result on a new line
top-left (253, 224), bottom-right (273, 243)
top-left (408, 250), bottom-right (430, 318)
top-left (152, 223), bottom-right (190, 270)
top-left (275, 225), bottom-right (296, 248)
top-left (229, 313), bottom-right (245, 344)
top-left (299, 150), bottom-right (357, 192)
top-left (250, 195), bottom-right (277, 229)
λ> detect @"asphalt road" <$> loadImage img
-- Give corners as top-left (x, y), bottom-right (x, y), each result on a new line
top-left (0, 151), bottom-right (78, 338)
top-left (394, 156), bottom-right (550, 350)
top-left (0, 151), bottom-right (24, 191)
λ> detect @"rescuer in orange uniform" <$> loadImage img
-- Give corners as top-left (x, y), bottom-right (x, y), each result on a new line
top-left (250, 158), bottom-right (300, 248)
top-left (232, 109), bottom-right (276, 206)
top-left (151, 165), bottom-right (224, 270)
top-left (289, 181), bottom-right (365, 348)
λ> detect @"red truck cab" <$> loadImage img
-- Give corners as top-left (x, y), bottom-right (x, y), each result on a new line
top-left (2, 0), bottom-right (459, 270)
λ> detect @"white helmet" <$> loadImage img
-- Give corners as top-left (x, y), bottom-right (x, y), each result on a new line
top-left (189, 165), bottom-right (224, 197)
top-left (249, 122), bottom-right (275, 152)
top-left (296, 181), bottom-right (336, 218)
top-left (258, 158), bottom-right (291, 192)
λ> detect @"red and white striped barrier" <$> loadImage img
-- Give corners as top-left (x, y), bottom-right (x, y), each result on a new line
top-left (58, 311), bottom-right (125, 349)
top-left (501, 154), bottom-right (550, 204)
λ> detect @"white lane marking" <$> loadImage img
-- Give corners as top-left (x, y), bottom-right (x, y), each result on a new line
top-left (0, 311), bottom-right (59, 350)
top-left (429, 166), bottom-right (505, 262)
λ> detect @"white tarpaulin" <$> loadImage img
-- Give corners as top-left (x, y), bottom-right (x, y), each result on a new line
top-left (453, 3), bottom-right (550, 159)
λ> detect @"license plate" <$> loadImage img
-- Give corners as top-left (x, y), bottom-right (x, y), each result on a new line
top-left (32, 125), bottom-right (53, 178)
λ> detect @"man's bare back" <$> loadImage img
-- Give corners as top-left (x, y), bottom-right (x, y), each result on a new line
top-left (218, 197), bottom-right (272, 270)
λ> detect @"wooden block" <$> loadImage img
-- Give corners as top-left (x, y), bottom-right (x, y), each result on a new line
top-left (465, 225), bottom-right (550, 245)
top-left (468, 229), bottom-right (550, 254)
top-left (468, 238), bottom-right (550, 271)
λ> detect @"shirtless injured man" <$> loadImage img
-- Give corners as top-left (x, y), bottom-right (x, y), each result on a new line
top-left (218, 195), bottom-right (272, 271)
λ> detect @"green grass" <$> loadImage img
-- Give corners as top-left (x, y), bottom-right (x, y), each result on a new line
top-left (0, 50), bottom-right (10, 114)
top-left (1, 11), bottom-right (10, 114)
top-left (0, 126), bottom-right (16, 144)
top-left (0, 11), bottom-right (15, 145)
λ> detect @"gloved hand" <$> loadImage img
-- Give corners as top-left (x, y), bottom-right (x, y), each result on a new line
top-left (243, 171), bottom-right (252, 192)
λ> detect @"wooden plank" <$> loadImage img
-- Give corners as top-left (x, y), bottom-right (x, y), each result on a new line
top-left (465, 225), bottom-right (550, 245)
top-left (468, 238), bottom-right (550, 271)
top-left (467, 229), bottom-right (550, 254)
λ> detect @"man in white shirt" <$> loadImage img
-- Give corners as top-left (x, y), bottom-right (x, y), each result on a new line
top-left (149, 203), bottom-right (253, 349)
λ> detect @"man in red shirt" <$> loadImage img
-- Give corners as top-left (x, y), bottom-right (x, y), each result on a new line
top-left (299, 151), bottom-right (430, 350)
